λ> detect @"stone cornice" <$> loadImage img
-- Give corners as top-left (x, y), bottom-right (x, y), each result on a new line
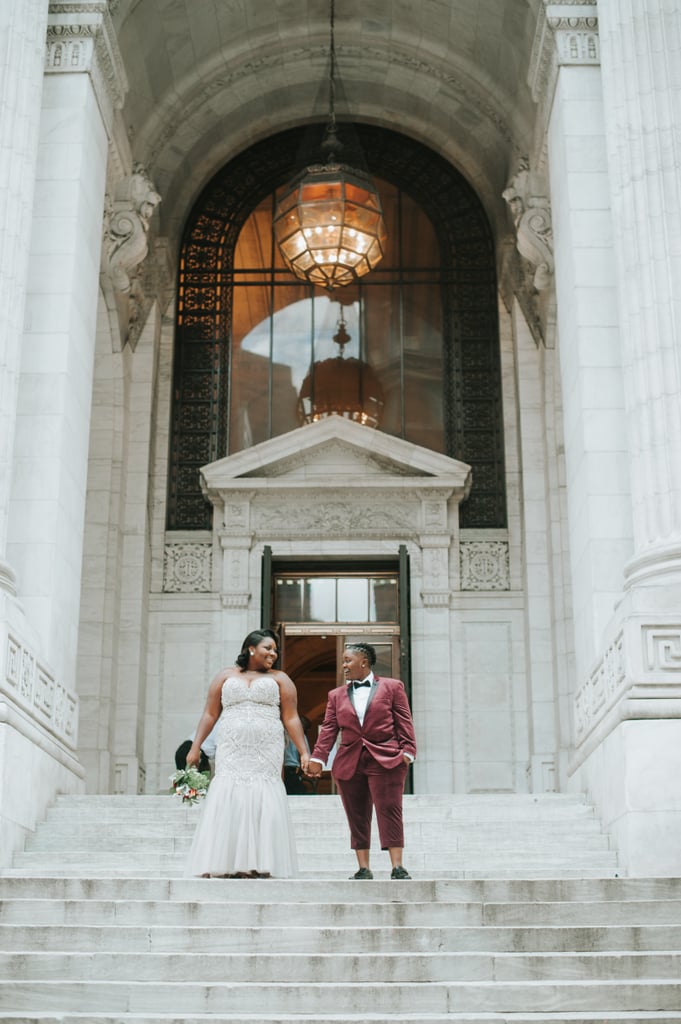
top-left (528, 2), bottom-right (599, 170)
top-left (46, 1), bottom-right (129, 170)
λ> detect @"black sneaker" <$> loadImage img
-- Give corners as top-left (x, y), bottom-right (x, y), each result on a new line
top-left (390, 865), bottom-right (411, 879)
top-left (350, 867), bottom-right (373, 879)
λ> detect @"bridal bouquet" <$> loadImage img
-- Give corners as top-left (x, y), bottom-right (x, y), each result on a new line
top-left (170, 766), bottom-right (210, 804)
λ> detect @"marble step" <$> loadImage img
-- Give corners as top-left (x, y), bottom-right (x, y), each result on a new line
top-left (0, 793), bottom-right (676, 1022)
top-left (1, 1016), bottom-right (681, 1024)
top-left (2, 866), bottom-right (621, 883)
top-left (46, 795), bottom-right (604, 820)
top-left (6, 875), bottom-right (673, 900)
top-left (1, 979), bottom-right (680, 1015)
top-left (2, 923), bottom-right (680, 953)
top-left (1, 901), bottom-right (675, 933)
top-left (2, 950), bottom-right (681, 983)
top-left (24, 826), bottom-right (612, 848)
top-left (15, 793), bottom-right (615, 879)
top-left (12, 846), bottom-right (616, 866)
top-left (0, 896), bottom-right (678, 927)
top-left (2, 1018), bottom-right (681, 1024)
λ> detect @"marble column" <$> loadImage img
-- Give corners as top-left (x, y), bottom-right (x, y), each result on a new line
top-left (528, 3), bottom-right (631, 685)
top-left (597, 0), bottom-right (681, 587)
top-left (7, 1), bottom-right (127, 692)
top-left (582, 0), bottom-right (681, 874)
top-left (0, 0), bottom-right (48, 596)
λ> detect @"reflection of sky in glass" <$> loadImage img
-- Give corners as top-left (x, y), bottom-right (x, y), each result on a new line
top-left (306, 578), bottom-right (336, 621)
top-left (338, 578), bottom-right (369, 621)
top-left (242, 297), bottom-right (360, 389)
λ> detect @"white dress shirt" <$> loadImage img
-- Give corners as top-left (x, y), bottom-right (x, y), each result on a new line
top-left (350, 672), bottom-right (374, 725)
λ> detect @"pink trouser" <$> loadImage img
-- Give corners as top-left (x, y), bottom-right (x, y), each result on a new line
top-left (335, 748), bottom-right (408, 850)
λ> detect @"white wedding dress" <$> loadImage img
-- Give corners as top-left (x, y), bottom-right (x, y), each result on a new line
top-left (184, 675), bottom-right (298, 877)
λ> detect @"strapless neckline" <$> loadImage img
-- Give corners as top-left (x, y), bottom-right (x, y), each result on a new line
top-left (225, 673), bottom-right (277, 692)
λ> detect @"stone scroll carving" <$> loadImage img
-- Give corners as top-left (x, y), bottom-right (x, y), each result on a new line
top-left (103, 164), bottom-right (161, 294)
top-left (503, 159), bottom-right (554, 292)
top-left (102, 164), bottom-right (162, 350)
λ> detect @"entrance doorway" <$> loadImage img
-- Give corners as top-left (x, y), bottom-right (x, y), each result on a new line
top-left (279, 630), bottom-right (403, 795)
top-left (266, 557), bottom-right (411, 794)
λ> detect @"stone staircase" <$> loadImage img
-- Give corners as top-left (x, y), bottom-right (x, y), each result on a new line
top-left (1, 792), bottom-right (680, 1022)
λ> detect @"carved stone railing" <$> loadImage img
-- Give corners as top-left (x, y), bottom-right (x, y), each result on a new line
top-left (2, 629), bottom-right (78, 749)
top-left (573, 618), bottom-right (681, 764)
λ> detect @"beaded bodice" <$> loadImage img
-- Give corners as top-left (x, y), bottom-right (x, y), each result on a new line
top-left (213, 675), bottom-right (284, 783)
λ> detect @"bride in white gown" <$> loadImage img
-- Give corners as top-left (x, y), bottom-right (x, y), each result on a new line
top-left (184, 629), bottom-right (310, 878)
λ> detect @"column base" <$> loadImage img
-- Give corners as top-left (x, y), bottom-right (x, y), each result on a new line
top-left (0, 559), bottom-right (17, 597)
top-left (624, 541), bottom-right (681, 590)
top-left (573, 718), bottom-right (681, 876)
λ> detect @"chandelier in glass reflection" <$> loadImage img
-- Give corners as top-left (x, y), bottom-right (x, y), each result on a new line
top-left (273, 0), bottom-right (387, 290)
top-left (297, 307), bottom-right (384, 426)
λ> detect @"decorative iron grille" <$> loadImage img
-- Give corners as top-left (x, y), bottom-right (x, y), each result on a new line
top-left (168, 125), bottom-right (505, 530)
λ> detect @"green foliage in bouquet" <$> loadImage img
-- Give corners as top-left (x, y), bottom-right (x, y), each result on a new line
top-left (170, 766), bottom-right (210, 804)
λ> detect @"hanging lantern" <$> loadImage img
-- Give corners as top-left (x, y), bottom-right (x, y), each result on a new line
top-left (273, 0), bottom-right (387, 290)
top-left (273, 163), bottom-right (387, 290)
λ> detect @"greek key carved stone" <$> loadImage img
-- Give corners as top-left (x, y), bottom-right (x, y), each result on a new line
top-left (460, 541), bottom-right (510, 591)
top-left (3, 633), bottom-right (78, 747)
top-left (163, 542), bottom-right (212, 593)
top-left (643, 627), bottom-right (681, 672)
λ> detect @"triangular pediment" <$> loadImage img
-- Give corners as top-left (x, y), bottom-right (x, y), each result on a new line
top-left (201, 417), bottom-right (471, 491)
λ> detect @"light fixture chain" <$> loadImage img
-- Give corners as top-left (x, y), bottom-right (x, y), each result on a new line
top-left (272, 0), bottom-right (387, 289)
top-left (328, 0), bottom-right (336, 135)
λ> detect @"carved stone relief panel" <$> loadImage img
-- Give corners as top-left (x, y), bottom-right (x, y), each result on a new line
top-left (162, 542), bottom-right (212, 593)
top-left (252, 492), bottom-right (419, 540)
top-left (460, 541), bottom-right (510, 591)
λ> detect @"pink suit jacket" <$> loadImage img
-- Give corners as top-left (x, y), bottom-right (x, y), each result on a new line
top-left (311, 676), bottom-right (417, 781)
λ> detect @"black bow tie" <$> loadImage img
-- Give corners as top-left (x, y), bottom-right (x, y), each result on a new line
top-left (352, 680), bottom-right (371, 689)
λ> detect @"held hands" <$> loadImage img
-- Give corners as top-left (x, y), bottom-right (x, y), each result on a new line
top-left (305, 759), bottom-right (323, 778)
top-left (300, 751), bottom-right (310, 775)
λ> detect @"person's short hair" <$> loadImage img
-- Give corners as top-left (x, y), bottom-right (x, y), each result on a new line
top-left (236, 628), bottom-right (278, 669)
top-left (345, 642), bottom-right (376, 667)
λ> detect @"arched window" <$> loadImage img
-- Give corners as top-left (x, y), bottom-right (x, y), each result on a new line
top-left (168, 125), bottom-right (505, 530)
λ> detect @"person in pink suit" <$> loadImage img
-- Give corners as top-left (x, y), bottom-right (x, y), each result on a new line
top-left (307, 642), bottom-right (416, 879)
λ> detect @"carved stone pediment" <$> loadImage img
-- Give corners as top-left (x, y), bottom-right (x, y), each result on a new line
top-left (201, 417), bottom-right (471, 496)
top-left (199, 417), bottom-right (472, 609)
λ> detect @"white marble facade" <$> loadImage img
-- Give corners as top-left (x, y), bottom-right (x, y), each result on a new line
top-left (1, 0), bottom-right (680, 876)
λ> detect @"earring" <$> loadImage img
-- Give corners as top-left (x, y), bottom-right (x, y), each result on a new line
top-left (249, 649), bottom-right (254, 656)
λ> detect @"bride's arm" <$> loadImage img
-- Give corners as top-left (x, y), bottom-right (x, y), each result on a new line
top-left (186, 667), bottom-right (229, 768)
top-left (277, 673), bottom-right (310, 773)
